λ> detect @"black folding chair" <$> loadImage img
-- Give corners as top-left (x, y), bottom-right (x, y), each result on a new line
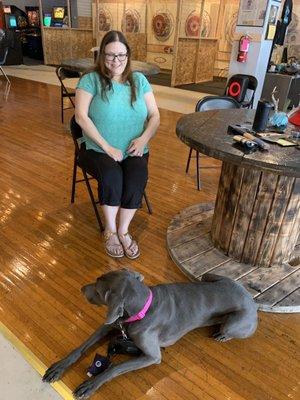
top-left (225, 74), bottom-right (258, 109)
top-left (186, 96), bottom-right (240, 190)
top-left (70, 116), bottom-right (152, 233)
top-left (0, 29), bottom-right (11, 101)
top-left (56, 67), bottom-right (81, 123)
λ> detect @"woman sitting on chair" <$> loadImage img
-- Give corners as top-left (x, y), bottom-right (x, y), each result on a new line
top-left (75, 30), bottom-right (160, 259)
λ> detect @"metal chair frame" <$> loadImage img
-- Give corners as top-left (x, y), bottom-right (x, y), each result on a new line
top-left (186, 96), bottom-right (240, 190)
top-left (0, 47), bottom-right (11, 101)
top-left (70, 116), bottom-right (152, 233)
top-left (56, 66), bottom-right (81, 123)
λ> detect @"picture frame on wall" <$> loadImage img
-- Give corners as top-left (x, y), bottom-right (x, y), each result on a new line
top-left (268, 5), bottom-right (279, 25)
top-left (237, 0), bottom-right (268, 27)
top-left (265, 5), bottom-right (279, 40)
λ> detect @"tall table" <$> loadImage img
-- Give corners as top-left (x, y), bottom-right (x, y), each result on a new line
top-left (61, 58), bottom-right (160, 76)
top-left (167, 109), bottom-right (300, 312)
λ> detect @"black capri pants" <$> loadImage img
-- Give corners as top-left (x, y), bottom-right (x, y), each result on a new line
top-left (78, 148), bottom-right (149, 209)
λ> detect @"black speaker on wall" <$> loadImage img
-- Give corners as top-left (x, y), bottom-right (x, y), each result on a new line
top-left (226, 75), bottom-right (249, 103)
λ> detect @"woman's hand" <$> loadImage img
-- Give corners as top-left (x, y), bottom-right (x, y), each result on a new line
top-left (104, 145), bottom-right (123, 162)
top-left (127, 137), bottom-right (147, 157)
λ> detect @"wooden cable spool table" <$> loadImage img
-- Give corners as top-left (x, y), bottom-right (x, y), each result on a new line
top-left (167, 109), bottom-right (300, 312)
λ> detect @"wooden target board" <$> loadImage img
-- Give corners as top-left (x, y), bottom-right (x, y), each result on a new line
top-left (121, 1), bottom-right (146, 34)
top-left (214, 0), bottom-right (239, 76)
top-left (179, 1), bottom-right (203, 38)
top-left (95, 1), bottom-right (124, 34)
top-left (147, 0), bottom-right (177, 70)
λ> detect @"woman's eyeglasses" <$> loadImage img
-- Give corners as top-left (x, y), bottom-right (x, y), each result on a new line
top-left (105, 53), bottom-right (128, 62)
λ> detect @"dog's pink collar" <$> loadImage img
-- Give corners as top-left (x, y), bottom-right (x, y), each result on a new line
top-left (124, 290), bottom-right (153, 323)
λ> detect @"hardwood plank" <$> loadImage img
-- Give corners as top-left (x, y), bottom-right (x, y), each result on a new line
top-left (238, 264), bottom-right (299, 297)
top-left (277, 288), bottom-right (300, 307)
top-left (255, 175), bottom-right (295, 266)
top-left (241, 172), bottom-right (279, 265)
top-left (170, 232), bottom-right (213, 263)
top-left (182, 247), bottom-right (231, 278)
top-left (167, 216), bottom-right (212, 247)
top-left (215, 163), bottom-right (244, 252)
top-left (168, 206), bottom-right (214, 231)
top-left (256, 269), bottom-right (300, 306)
top-left (209, 260), bottom-right (259, 280)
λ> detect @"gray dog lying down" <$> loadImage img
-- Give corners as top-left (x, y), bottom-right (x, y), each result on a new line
top-left (43, 269), bottom-right (258, 399)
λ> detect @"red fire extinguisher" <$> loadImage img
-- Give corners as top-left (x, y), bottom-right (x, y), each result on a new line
top-left (237, 35), bottom-right (251, 63)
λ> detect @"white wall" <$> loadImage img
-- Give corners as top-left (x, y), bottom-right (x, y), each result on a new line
top-left (228, 0), bottom-right (281, 107)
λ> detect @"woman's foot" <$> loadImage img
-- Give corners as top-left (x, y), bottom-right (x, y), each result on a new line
top-left (118, 232), bottom-right (140, 259)
top-left (104, 231), bottom-right (124, 258)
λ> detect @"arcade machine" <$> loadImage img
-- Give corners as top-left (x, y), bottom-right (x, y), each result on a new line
top-left (24, 6), bottom-right (43, 60)
top-left (3, 5), bottom-right (43, 62)
top-left (51, 6), bottom-right (68, 27)
top-left (2, 5), bottom-right (23, 65)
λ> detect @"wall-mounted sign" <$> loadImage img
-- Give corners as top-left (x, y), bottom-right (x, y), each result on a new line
top-left (237, 0), bottom-right (268, 27)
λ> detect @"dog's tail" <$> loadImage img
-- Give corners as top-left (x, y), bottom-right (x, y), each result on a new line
top-left (201, 273), bottom-right (229, 282)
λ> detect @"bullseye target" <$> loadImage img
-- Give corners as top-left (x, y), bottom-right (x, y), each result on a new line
top-left (122, 9), bottom-right (141, 33)
top-left (152, 11), bottom-right (174, 42)
top-left (185, 12), bottom-right (200, 37)
top-left (185, 10), bottom-right (211, 38)
top-left (98, 8), bottom-right (112, 32)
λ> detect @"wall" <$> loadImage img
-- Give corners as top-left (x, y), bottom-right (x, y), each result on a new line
top-left (283, 0), bottom-right (300, 59)
top-left (5, 0), bottom-right (39, 11)
top-left (228, 0), bottom-right (279, 107)
top-left (77, 0), bottom-right (91, 17)
top-left (40, 0), bottom-right (67, 15)
top-left (268, 0), bottom-right (299, 64)
top-left (7, 0), bottom-right (93, 16)
top-left (214, 0), bottom-right (239, 77)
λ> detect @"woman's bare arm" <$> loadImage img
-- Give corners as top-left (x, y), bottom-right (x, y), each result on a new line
top-left (127, 92), bottom-right (160, 156)
top-left (75, 88), bottom-right (123, 161)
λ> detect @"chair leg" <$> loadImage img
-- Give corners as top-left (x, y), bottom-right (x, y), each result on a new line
top-left (0, 66), bottom-right (11, 101)
top-left (185, 148), bottom-right (193, 173)
top-left (61, 88), bottom-right (64, 123)
top-left (143, 191), bottom-right (153, 214)
top-left (71, 153), bottom-right (77, 203)
top-left (196, 151), bottom-right (201, 190)
top-left (82, 170), bottom-right (104, 232)
top-left (4, 80), bottom-right (11, 101)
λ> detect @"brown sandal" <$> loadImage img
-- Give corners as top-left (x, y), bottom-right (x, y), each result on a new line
top-left (118, 232), bottom-right (140, 260)
top-left (104, 231), bottom-right (124, 258)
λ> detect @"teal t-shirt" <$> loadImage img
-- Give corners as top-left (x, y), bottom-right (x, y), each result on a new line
top-left (76, 71), bottom-right (152, 157)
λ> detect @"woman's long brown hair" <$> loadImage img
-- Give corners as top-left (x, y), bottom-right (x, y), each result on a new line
top-left (87, 30), bottom-right (136, 105)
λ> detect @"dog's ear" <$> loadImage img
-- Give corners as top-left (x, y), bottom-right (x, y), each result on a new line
top-left (104, 290), bottom-right (125, 325)
top-left (119, 268), bottom-right (144, 281)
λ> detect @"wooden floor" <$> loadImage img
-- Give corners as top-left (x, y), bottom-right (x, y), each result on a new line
top-left (0, 77), bottom-right (299, 400)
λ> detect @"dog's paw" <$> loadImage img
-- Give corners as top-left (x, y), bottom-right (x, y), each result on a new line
top-left (42, 360), bottom-right (67, 383)
top-left (212, 332), bottom-right (232, 342)
top-left (73, 379), bottom-right (97, 399)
